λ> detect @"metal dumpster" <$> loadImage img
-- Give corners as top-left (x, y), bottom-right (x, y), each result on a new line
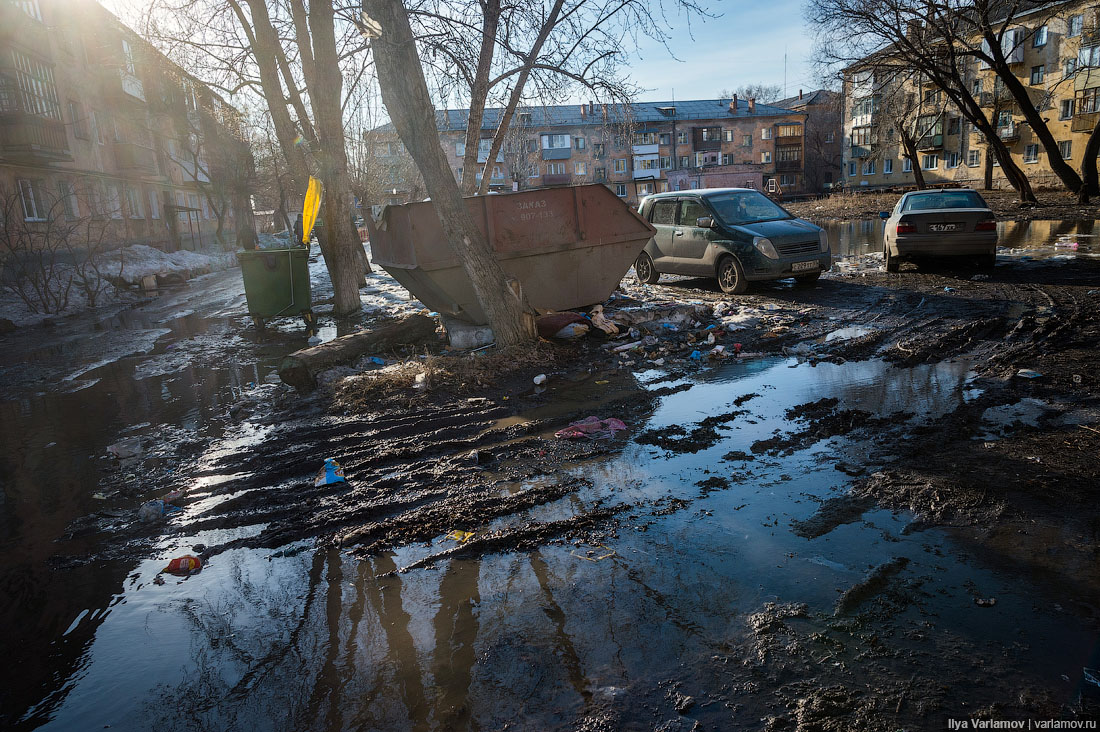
top-left (370, 184), bottom-right (656, 324)
top-left (238, 248), bottom-right (314, 329)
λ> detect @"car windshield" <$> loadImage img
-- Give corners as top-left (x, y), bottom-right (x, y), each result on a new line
top-left (706, 191), bottom-right (791, 226)
top-left (902, 191), bottom-right (988, 211)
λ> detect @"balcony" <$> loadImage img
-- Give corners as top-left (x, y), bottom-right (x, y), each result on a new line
top-left (542, 173), bottom-right (572, 186)
top-left (120, 70), bottom-right (145, 101)
top-left (0, 113), bottom-right (72, 162)
top-left (917, 134), bottom-right (943, 150)
top-left (997, 124), bottom-right (1019, 141)
top-left (1071, 112), bottom-right (1099, 133)
top-left (850, 145), bottom-right (871, 159)
top-left (776, 159), bottom-right (802, 172)
top-left (632, 143), bottom-right (659, 155)
top-left (541, 147), bottom-right (571, 160)
top-left (114, 141), bottom-right (156, 173)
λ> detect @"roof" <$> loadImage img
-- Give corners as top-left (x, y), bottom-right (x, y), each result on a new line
top-left (388, 98), bottom-right (801, 134)
top-left (772, 89), bottom-right (837, 110)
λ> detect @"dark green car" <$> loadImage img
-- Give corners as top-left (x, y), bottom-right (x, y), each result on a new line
top-left (634, 188), bottom-right (831, 294)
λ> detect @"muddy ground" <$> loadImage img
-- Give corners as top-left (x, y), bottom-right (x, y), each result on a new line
top-left (786, 187), bottom-right (1100, 223)
top-left (8, 246), bottom-right (1100, 730)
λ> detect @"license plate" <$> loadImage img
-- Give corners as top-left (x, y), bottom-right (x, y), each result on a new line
top-left (929, 224), bottom-right (959, 232)
top-left (792, 260), bottom-right (818, 272)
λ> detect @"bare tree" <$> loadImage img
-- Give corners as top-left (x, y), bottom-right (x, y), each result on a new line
top-left (718, 84), bottom-right (784, 103)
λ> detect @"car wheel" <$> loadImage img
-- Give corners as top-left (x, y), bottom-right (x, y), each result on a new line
top-left (794, 271), bottom-right (821, 286)
top-left (717, 256), bottom-right (748, 295)
top-left (635, 252), bottom-right (660, 284)
top-left (884, 243), bottom-right (900, 273)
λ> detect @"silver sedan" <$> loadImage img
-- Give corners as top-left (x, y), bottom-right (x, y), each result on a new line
top-left (880, 189), bottom-right (998, 272)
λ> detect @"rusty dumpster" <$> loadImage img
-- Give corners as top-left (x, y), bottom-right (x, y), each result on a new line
top-left (370, 184), bottom-right (656, 324)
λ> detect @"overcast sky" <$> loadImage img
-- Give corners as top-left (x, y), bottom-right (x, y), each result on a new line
top-left (102, 0), bottom-right (821, 105)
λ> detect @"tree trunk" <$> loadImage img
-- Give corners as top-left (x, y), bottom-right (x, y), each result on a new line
top-left (1079, 118), bottom-right (1100, 203)
top-left (979, 120), bottom-right (1036, 203)
top-left (983, 150), bottom-right (993, 190)
top-left (900, 133), bottom-right (926, 189)
top-left (364, 0), bottom-right (537, 346)
top-left (459, 0), bottom-right (501, 195)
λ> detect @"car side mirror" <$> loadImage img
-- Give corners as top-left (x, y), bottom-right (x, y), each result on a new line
top-left (879, 211), bottom-right (890, 219)
top-left (696, 216), bottom-right (714, 228)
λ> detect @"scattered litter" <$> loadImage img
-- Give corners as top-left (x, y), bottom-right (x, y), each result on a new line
top-left (92, 493), bottom-right (108, 500)
top-left (552, 322), bottom-right (590, 339)
top-left (555, 416), bottom-right (628, 440)
top-left (314, 457), bottom-right (347, 487)
top-left (107, 437), bottom-right (143, 459)
top-left (1073, 374), bottom-right (1083, 384)
top-left (570, 543), bottom-right (616, 562)
top-left (943, 287), bottom-right (957, 293)
top-left (974, 597), bottom-right (997, 607)
top-left (595, 379), bottom-right (610, 384)
top-left (536, 312), bottom-right (588, 339)
top-left (689, 350), bottom-right (702, 360)
top-left (533, 374), bottom-right (548, 385)
top-left (369, 356), bottom-right (386, 365)
top-left (971, 274), bottom-right (990, 281)
top-left (1084, 668), bottom-right (1100, 688)
top-left (137, 499), bottom-right (169, 522)
top-left (413, 372), bottom-right (428, 389)
top-left (446, 530), bottom-right (475, 543)
top-left (1016, 369), bottom-right (1043, 379)
top-left (588, 305), bottom-right (619, 335)
top-left (825, 326), bottom-right (875, 342)
top-left (761, 303), bottom-right (782, 311)
top-left (162, 555), bottom-right (203, 576)
top-left (1054, 240), bottom-right (1079, 249)
top-left (307, 335), bottom-right (322, 345)
top-left (612, 340), bottom-right (643, 353)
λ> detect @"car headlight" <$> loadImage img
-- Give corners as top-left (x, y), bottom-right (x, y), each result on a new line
top-left (753, 236), bottom-right (778, 259)
top-left (819, 230), bottom-right (829, 252)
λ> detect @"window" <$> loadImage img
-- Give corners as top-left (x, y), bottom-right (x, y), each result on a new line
top-left (678, 155), bottom-right (690, 168)
top-left (1061, 99), bottom-right (1075, 120)
top-left (862, 159), bottom-right (875, 175)
top-left (851, 126), bottom-right (874, 146)
top-left (700, 126), bottom-right (722, 141)
top-left (1024, 144), bottom-right (1039, 162)
top-left (676, 131), bottom-right (687, 144)
top-left (1081, 46), bottom-right (1100, 69)
top-left (574, 137), bottom-right (586, 150)
top-left (125, 185), bottom-right (144, 218)
top-left (848, 161), bottom-right (856, 176)
top-left (1033, 25), bottom-right (1047, 47)
top-left (824, 132), bottom-right (834, 143)
top-left (741, 134), bottom-right (752, 147)
top-left (776, 125), bottom-right (800, 138)
top-left (779, 174), bottom-right (795, 186)
top-left (946, 152), bottom-right (960, 168)
top-left (528, 166), bottom-right (539, 179)
top-left (721, 154), bottom-right (733, 165)
top-left (11, 50), bottom-right (61, 120)
top-left (455, 142), bottom-right (465, 157)
top-left (68, 100), bottom-right (87, 139)
top-left (777, 146), bottom-right (801, 162)
top-left (659, 133), bottom-right (671, 145)
top-left (614, 184), bottom-right (627, 197)
top-left (761, 128), bottom-right (773, 140)
top-left (971, 78), bottom-right (983, 96)
top-left (968, 149), bottom-right (981, 167)
top-left (149, 189), bottom-right (161, 219)
top-left (614, 136), bottom-right (625, 150)
top-left (121, 38), bottom-right (137, 75)
top-left (903, 158), bottom-right (913, 172)
top-left (594, 167), bottom-right (606, 181)
top-left (613, 158), bottom-right (627, 173)
top-left (547, 162), bottom-right (565, 175)
top-left (1059, 140), bottom-right (1072, 159)
top-left (921, 154), bottom-right (938, 170)
top-left (107, 184), bottom-right (122, 218)
top-left (593, 142), bottom-right (604, 158)
top-left (18, 179), bottom-right (47, 221)
top-left (947, 117), bottom-right (960, 135)
top-left (58, 180), bottom-right (77, 219)
top-left (996, 109), bottom-right (1013, 128)
top-left (519, 112), bottom-right (533, 125)
top-left (1066, 58), bottom-right (1078, 77)
top-left (525, 139), bottom-right (538, 152)
top-left (884, 159), bottom-right (893, 174)
top-left (1080, 87), bottom-right (1100, 114)
top-left (1031, 65), bottom-right (1045, 85)
top-left (541, 134), bottom-right (569, 149)
top-left (637, 158), bottom-right (659, 170)
top-left (659, 156), bottom-right (671, 169)
top-left (1069, 14), bottom-right (1084, 38)
top-left (633, 132), bottom-right (657, 145)
top-left (201, 196), bottom-right (211, 219)
top-left (650, 200), bottom-right (677, 225)
top-left (637, 182), bottom-right (654, 196)
top-left (724, 129), bottom-right (734, 142)
top-left (924, 88), bottom-right (941, 105)
top-left (16, 0), bottom-right (43, 20)
top-left (574, 160), bottom-right (587, 175)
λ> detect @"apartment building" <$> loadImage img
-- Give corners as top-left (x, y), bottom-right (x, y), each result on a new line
top-left (841, 2), bottom-right (1099, 191)
top-left (772, 89), bottom-right (843, 191)
top-left (372, 97), bottom-right (810, 207)
top-left (0, 0), bottom-right (253, 251)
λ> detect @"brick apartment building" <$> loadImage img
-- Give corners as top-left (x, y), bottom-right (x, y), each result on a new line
top-left (841, 1), bottom-right (1100, 191)
top-left (371, 97), bottom-right (818, 208)
top-left (772, 89), bottom-right (843, 192)
top-left (0, 0), bottom-right (253, 251)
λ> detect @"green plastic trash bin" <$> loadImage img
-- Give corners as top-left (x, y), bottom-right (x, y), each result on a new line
top-left (238, 248), bottom-right (314, 329)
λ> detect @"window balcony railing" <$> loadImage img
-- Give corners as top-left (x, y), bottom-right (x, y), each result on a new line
top-left (0, 113), bottom-right (72, 161)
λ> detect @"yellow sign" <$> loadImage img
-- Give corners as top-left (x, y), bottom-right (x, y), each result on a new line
top-left (302, 176), bottom-right (323, 244)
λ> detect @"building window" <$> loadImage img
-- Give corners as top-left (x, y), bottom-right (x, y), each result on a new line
top-left (971, 78), bottom-right (983, 95)
top-left (592, 142), bottom-right (604, 158)
top-left (528, 166), bottom-right (538, 179)
top-left (848, 161), bottom-right (856, 176)
top-left (777, 146), bottom-right (801, 162)
top-left (1080, 87), bottom-right (1100, 114)
top-left (659, 133), bottom-right (671, 145)
top-left (678, 155), bottom-right (690, 168)
top-left (547, 162), bottom-right (566, 175)
top-left (968, 149), bottom-right (981, 167)
top-left (779, 174), bottom-right (795, 186)
top-left (124, 185), bottom-right (144, 218)
top-left (455, 141), bottom-right (465, 157)
top-left (614, 184), bottom-right (627, 197)
top-left (149, 189), bottom-right (161, 219)
top-left (761, 128), bottom-right (773, 140)
top-left (851, 126), bottom-right (874, 146)
top-left (574, 137), bottom-right (586, 150)
top-left (659, 156), bottom-right (671, 169)
top-left (541, 134), bottom-right (569, 149)
top-left (613, 158), bottom-right (627, 173)
top-left (724, 129), bottom-right (734, 142)
top-left (1061, 99), bottom-right (1075, 119)
top-left (1024, 144), bottom-right (1039, 162)
top-left (107, 184), bottom-right (123, 218)
top-left (921, 154), bottom-right (938, 170)
top-left (741, 134), bottom-right (752, 147)
top-left (633, 132), bottom-right (657, 145)
top-left (721, 154), bottom-right (733, 165)
top-left (638, 158), bottom-right (659, 171)
top-left (18, 179), bottom-right (47, 221)
top-left (574, 160), bottom-right (587, 175)
top-left (613, 135), bottom-right (625, 150)
top-left (761, 151), bottom-right (772, 163)
top-left (121, 38), bottom-right (137, 74)
top-left (68, 100), bottom-right (88, 139)
top-left (1069, 14), bottom-right (1084, 37)
top-left (594, 167), bottom-right (606, 181)
top-left (947, 117), bottom-right (960, 135)
top-left (1066, 58), bottom-right (1078, 78)
top-left (946, 152), bottom-right (960, 168)
top-left (824, 132), bottom-right (835, 143)
top-left (676, 131), bottom-right (687, 144)
top-left (638, 182), bottom-right (654, 196)
top-left (1033, 25), bottom-right (1047, 47)
top-left (903, 157), bottom-right (913, 172)
top-left (1030, 65), bottom-right (1045, 85)
top-left (884, 159), bottom-right (893, 174)
top-left (519, 112), bottom-right (532, 125)
top-left (777, 124), bottom-right (800, 137)
top-left (1059, 140), bottom-right (1072, 159)
top-left (700, 126), bottom-right (722, 141)
top-left (525, 139), bottom-right (538, 152)
top-left (11, 50), bottom-right (61, 120)
top-left (58, 180), bottom-right (77, 219)
top-left (862, 159), bottom-right (875, 175)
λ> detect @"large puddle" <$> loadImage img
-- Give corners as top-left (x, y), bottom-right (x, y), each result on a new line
top-left (22, 356), bottom-right (1100, 729)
